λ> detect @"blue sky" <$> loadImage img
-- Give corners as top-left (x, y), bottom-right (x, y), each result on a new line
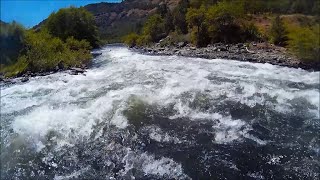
top-left (1, 0), bottom-right (121, 28)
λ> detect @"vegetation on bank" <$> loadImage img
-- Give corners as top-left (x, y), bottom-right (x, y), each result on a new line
top-left (0, 7), bottom-right (99, 78)
top-left (123, 0), bottom-right (319, 63)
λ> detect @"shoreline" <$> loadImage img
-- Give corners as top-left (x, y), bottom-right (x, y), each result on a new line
top-left (131, 43), bottom-right (320, 71)
top-left (0, 67), bottom-right (88, 85)
top-left (0, 51), bottom-right (102, 84)
top-left (1, 44), bottom-right (319, 84)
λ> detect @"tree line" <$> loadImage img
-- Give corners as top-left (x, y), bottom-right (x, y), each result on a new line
top-left (124, 0), bottom-right (319, 62)
top-left (1, 7), bottom-right (100, 77)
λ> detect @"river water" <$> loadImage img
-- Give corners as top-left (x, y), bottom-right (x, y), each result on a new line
top-left (1, 46), bottom-right (319, 179)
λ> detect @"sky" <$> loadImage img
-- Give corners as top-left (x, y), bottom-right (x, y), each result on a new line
top-left (1, 0), bottom-right (121, 28)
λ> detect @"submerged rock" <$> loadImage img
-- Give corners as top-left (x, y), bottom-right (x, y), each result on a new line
top-left (91, 52), bottom-right (102, 58)
top-left (70, 67), bottom-right (86, 73)
top-left (20, 77), bottom-right (29, 83)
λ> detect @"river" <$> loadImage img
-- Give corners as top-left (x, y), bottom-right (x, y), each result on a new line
top-left (1, 46), bottom-right (319, 179)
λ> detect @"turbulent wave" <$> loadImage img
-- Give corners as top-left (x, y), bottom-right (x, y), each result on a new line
top-left (1, 46), bottom-right (319, 179)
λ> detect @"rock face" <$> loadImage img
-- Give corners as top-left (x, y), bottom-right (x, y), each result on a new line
top-left (132, 43), bottom-right (320, 71)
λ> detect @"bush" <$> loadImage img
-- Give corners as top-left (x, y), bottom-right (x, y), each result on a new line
top-left (190, 26), bottom-right (210, 47)
top-left (142, 14), bottom-right (166, 43)
top-left (66, 36), bottom-right (92, 51)
top-left (44, 7), bottom-right (99, 48)
top-left (123, 33), bottom-right (140, 47)
top-left (287, 24), bottom-right (319, 62)
top-left (1, 30), bottom-right (92, 77)
top-left (242, 22), bottom-right (261, 42)
top-left (206, 0), bottom-right (245, 43)
top-left (270, 15), bottom-right (288, 46)
top-left (186, 6), bottom-right (208, 47)
top-left (136, 35), bottom-right (152, 46)
top-left (0, 57), bottom-right (28, 77)
top-left (0, 7), bottom-right (97, 77)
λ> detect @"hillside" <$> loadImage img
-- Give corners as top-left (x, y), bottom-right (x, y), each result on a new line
top-left (84, 0), bottom-right (180, 42)
top-left (33, 0), bottom-right (180, 42)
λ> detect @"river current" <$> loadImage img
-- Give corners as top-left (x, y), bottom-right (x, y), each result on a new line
top-left (1, 46), bottom-right (319, 179)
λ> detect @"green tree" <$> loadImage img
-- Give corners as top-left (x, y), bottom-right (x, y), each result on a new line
top-left (142, 14), bottom-right (165, 43)
top-left (186, 5), bottom-right (209, 46)
top-left (44, 7), bottom-right (99, 48)
top-left (270, 15), bottom-right (288, 46)
top-left (206, 0), bottom-right (245, 43)
top-left (123, 33), bottom-right (140, 47)
top-left (186, 6), bottom-right (206, 33)
top-left (173, 0), bottom-right (190, 34)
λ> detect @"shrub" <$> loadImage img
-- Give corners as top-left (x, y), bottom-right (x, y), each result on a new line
top-left (190, 26), bottom-right (210, 47)
top-left (1, 30), bottom-right (92, 77)
top-left (44, 7), bottom-right (99, 48)
top-left (136, 35), bottom-right (152, 46)
top-left (123, 33), bottom-right (140, 47)
top-left (186, 6), bottom-right (208, 47)
top-left (287, 24), bottom-right (319, 62)
top-left (206, 0), bottom-right (245, 43)
top-left (0, 57), bottom-right (28, 77)
top-left (142, 14), bottom-right (166, 43)
top-left (242, 22), bottom-right (261, 42)
top-left (66, 36), bottom-right (92, 51)
top-left (269, 15), bottom-right (288, 46)
top-left (22, 30), bottom-right (65, 71)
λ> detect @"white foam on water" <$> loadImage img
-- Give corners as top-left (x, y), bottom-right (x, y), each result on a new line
top-left (141, 154), bottom-right (188, 179)
top-left (119, 149), bottom-right (190, 179)
top-left (2, 47), bottom-right (318, 144)
top-left (1, 46), bottom-right (319, 177)
top-left (144, 126), bottom-right (181, 144)
top-left (54, 166), bottom-right (90, 180)
top-left (213, 117), bottom-right (250, 144)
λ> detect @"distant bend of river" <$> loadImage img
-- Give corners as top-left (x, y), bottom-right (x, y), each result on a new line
top-left (1, 46), bottom-right (319, 179)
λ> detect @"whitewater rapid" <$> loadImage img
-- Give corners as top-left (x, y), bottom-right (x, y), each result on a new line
top-left (1, 46), bottom-right (319, 179)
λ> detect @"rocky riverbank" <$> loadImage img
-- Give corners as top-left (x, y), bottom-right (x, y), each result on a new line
top-left (132, 43), bottom-right (320, 71)
top-left (0, 67), bottom-right (87, 84)
top-left (0, 51), bottom-right (102, 84)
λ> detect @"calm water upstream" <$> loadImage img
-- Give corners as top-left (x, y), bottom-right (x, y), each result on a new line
top-left (1, 46), bottom-right (319, 179)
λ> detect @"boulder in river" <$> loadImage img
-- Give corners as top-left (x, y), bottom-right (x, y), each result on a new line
top-left (91, 52), bottom-right (102, 58)
top-left (70, 67), bottom-right (86, 73)
top-left (20, 77), bottom-right (29, 83)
